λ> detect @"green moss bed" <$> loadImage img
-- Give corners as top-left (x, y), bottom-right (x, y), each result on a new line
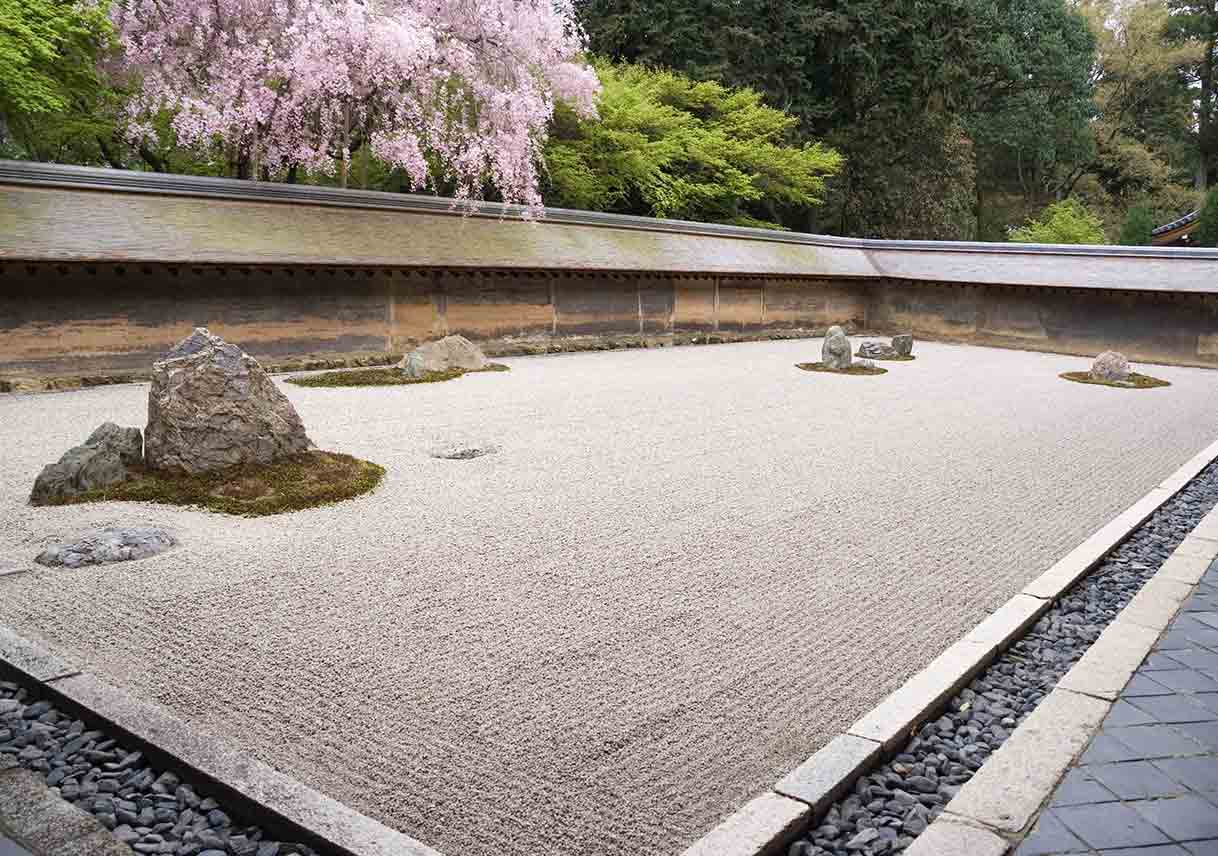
top-left (1060, 371), bottom-right (1170, 390)
top-left (41, 451), bottom-right (385, 517)
top-left (856, 353), bottom-right (916, 362)
top-left (796, 362), bottom-right (888, 376)
top-left (285, 363), bottom-right (510, 388)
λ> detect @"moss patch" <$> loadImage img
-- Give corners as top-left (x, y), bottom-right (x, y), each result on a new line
top-left (796, 362), bottom-right (888, 376)
top-left (1060, 371), bottom-right (1170, 389)
top-left (285, 363), bottom-right (509, 388)
top-left (41, 451), bottom-right (385, 516)
top-left (855, 353), bottom-right (916, 362)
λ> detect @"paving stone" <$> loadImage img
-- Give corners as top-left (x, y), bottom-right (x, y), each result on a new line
top-left (1124, 675), bottom-right (1174, 696)
top-left (1148, 670), bottom-right (1218, 694)
top-left (1080, 733), bottom-right (1146, 765)
top-left (904, 818), bottom-right (1008, 856)
top-left (1127, 694), bottom-right (1218, 724)
top-left (1154, 756), bottom-right (1218, 792)
top-left (1101, 846), bottom-right (1193, 856)
top-left (773, 734), bottom-right (881, 812)
top-left (1173, 722), bottom-right (1218, 752)
top-left (1049, 768), bottom-right (1116, 807)
top-left (938, 689), bottom-right (1108, 833)
top-left (1088, 760), bottom-right (1188, 800)
top-left (1146, 653), bottom-right (1189, 671)
top-left (679, 792), bottom-right (808, 856)
top-left (1105, 699), bottom-right (1158, 728)
top-left (1102, 724), bottom-right (1208, 759)
top-left (1131, 794), bottom-right (1218, 841)
top-left (1170, 649), bottom-right (1218, 674)
top-left (1054, 801), bottom-right (1171, 849)
top-left (1013, 809), bottom-right (1088, 855)
top-left (1184, 840), bottom-right (1218, 855)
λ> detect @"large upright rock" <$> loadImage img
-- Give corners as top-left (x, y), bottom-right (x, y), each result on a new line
top-left (1090, 350), bottom-right (1130, 382)
top-left (821, 326), bottom-right (853, 370)
top-left (891, 333), bottom-right (914, 357)
top-left (397, 335), bottom-right (488, 378)
top-left (145, 328), bottom-right (311, 474)
top-left (29, 422), bottom-right (144, 505)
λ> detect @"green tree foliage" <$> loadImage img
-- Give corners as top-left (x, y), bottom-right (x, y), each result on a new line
top-left (1167, 0), bottom-right (1218, 188)
top-left (1010, 198), bottom-right (1107, 244)
top-left (1118, 204), bottom-right (1155, 244)
top-left (542, 62), bottom-right (842, 229)
top-left (1196, 188), bottom-right (1218, 246)
top-left (0, 0), bottom-right (108, 117)
top-left (576, 0), bottom-right (1096, 239)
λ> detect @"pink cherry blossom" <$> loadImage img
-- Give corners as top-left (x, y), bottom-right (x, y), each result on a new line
top-left (108, 0), bottom-right (599, 207)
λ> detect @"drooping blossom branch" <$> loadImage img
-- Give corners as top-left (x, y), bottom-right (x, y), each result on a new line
top-left (108, 0), bottom-right (599, 206)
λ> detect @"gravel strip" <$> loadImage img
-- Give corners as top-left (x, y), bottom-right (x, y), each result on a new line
top-left (0, 679), bottom-right (324, 856)
top-left (792, 460), bottom-right (1218, 856)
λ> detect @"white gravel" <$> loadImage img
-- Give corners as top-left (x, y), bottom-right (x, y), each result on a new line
top-left (0, 339), bottom-right (1215, 856)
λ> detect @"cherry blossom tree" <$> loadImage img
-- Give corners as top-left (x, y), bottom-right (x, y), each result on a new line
top-left (108, 0), bottom-right (599, 205)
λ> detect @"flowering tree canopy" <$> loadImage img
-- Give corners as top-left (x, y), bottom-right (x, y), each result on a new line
top-left (109, 0), bottom-right (599, 205)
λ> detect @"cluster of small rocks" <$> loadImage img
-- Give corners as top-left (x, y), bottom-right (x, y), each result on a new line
top-left (0, 680), bottom-right (323, 856)
top-left (793, 459), bottom-right (1218, 856)
top-left (856, 335), bottom-right (914, 360)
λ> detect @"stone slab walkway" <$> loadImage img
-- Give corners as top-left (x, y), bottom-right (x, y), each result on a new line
top-left (1016, 559), bottom-right (1218, 855)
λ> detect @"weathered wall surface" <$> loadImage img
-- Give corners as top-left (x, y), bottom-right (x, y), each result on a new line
top-left (2, 163), bottom-right (1216, 385)
top-left (4, 261), bottom-right (1216, 385)
top-left (0, 263), bottom-right (870, 381)
top-left (869, 280), bottom-right (1218, 368)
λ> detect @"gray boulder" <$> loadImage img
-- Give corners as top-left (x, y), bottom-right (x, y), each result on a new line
top-left (821, 326), bottom-right (853, 370)
top-left (36, 527), bottom-right (176, 568)
top-left (892, 333), bottom-right (914, 356)
top-left (29, 422), bottom-right (143, 506)
top-left (398, 335), bottom-right (488, 378)
top-left (858, 341), bottom-right (898, 359)
top-left (1090, 350), bottom-right (1130, 382)
top-left (145, 328), bottom-right (311, 474)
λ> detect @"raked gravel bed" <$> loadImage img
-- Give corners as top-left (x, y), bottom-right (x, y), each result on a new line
top-left (793, 460), bottom-right (1218, 856)
top-left (3, 341), bottom-right (1218, 856)
top-left (0, 678), bottom-right (323, 856)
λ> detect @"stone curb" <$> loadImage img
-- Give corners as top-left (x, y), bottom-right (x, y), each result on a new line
top-left (678, 437), bottom-right (1218, 856)
top-left (0, 762), bottom-right (134, 855)
top-left (916, 501), bottom-right (1218, 853)
top-left (0, 628), bottom-right (444, 856)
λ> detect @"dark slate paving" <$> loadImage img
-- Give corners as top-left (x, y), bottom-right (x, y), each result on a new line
top-left (0, 837), bottom-right (33, 856)
top-left (1016, 560), bottom-right (1218, 856)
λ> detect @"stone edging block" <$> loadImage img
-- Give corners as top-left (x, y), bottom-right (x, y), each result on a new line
top-left (1158, 552), bottom-right (1215, 585)
top-left (0, 765), bottom-right (134, 855)
top-left (903, 817), bottom-right (1009, 856)
top-left (679, 792), bottom-right (810, 856)
top-left (0, 625), bottom-right (78, 683)
top-left (774, 734), bottom-right (882, 813)
top-left (847, 639), bottom-right (996, 752)
top-left (938, 689), bottom-right (1108, 833)
top-left (1055, 620), bottom-right (1161, 701)
top-left (1023, 488), bottom-right (1171, 599)
top-left (0, 625), bottom-right (443, 856)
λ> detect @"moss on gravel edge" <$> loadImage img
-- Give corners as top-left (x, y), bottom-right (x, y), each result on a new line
top-left (285, 363), bottom-right (510, 388)
top-left (796, 362), bottom-right (889, 376)
top-left (1060, 371), bottom-right (1171, 389)
top-left (38, 451), bottom-right (385, 517)
top-left (855, 353), bottom-right (916, 362)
